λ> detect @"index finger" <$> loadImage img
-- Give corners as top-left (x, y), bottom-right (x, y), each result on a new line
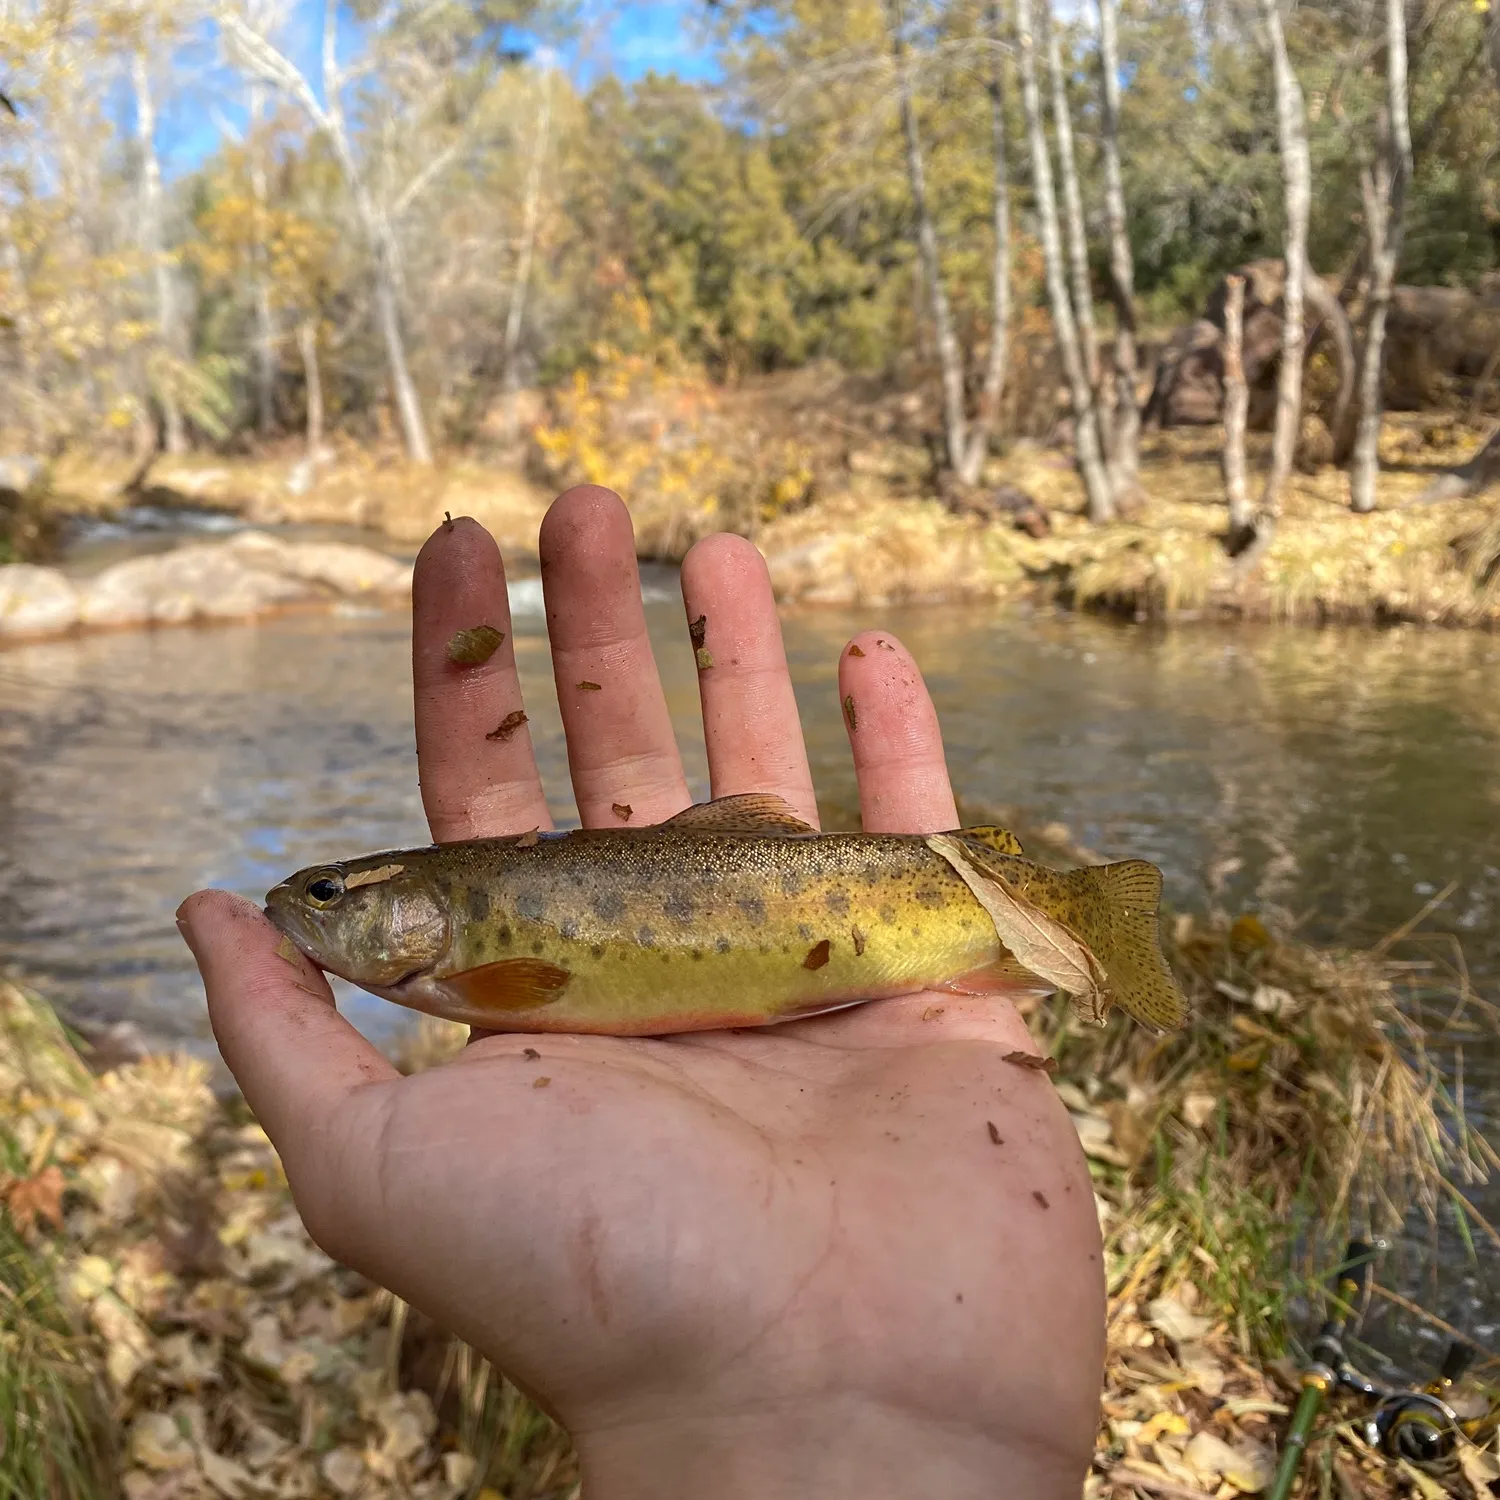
top-left (413, 518), bottom-right (552, 841)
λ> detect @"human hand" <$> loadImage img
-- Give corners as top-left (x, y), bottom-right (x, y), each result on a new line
top-left (177, 487), bottom-right (1105, 1500)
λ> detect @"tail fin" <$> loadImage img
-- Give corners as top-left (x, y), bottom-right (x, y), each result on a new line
top-left (1059, 861), bottom-right (1186, 1032)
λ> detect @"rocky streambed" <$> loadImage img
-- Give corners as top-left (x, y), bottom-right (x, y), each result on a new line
top-left (0, 530), bottom-right (413, 642)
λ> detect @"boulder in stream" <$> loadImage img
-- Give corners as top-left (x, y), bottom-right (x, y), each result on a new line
top-left (80, 532), bottom-right (413, 628)
top-left (80, 543), bottom-right (318, 627)
top-left (0, 564), bottom-right (80, 637)
top-left (0, 532), bottom-right (413, 639)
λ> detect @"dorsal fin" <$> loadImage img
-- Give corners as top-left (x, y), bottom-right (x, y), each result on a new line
top-left (958, 825), bottom-right (1025, 857)
top-left (660, 793), bottom-right (817, 835)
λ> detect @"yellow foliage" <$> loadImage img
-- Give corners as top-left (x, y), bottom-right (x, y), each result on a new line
top-left (533, 326), bottom-right (817, 557)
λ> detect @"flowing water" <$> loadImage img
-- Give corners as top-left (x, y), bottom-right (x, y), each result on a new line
top-left (1, 527), bottom-right (1497, 1368)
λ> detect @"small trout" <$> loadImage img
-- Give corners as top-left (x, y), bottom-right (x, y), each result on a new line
top-left (266, 793), bottom-right (1186, 1035)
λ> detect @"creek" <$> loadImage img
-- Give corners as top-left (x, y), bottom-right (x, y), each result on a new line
top-left (1, 515), bottom-right (1497, 1366)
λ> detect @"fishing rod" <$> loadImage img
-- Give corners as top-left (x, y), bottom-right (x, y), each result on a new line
top-left (1268, 1239), bottom-right (1499, 1500)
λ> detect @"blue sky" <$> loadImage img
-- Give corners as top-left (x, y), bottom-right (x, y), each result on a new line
top-left (156, 1), bottom-right (721, 176)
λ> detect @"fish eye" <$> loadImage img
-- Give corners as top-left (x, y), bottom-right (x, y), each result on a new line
top-left (305, 872), bottom-right (345, 907)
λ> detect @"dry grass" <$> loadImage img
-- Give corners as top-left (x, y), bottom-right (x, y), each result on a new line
top-left (35, 399), bottom-right (1500, 629)
top-left (0, 979), bottom-right (575, 1500)
top-left (49, 443), bottom-right (553, 559)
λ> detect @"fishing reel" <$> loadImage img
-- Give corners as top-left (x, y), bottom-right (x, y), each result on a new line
top-left (1358, 1340), bottom-right (1474, 1463)
top-left (1271, 1242), bottom-right (1497, 1500)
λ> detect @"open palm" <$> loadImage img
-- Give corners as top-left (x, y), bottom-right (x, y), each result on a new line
top-left (180, 487), bottom-right (1104, 1500)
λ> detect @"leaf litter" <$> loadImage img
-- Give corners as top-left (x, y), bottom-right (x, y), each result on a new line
top-left (0, 979), bottom-right (578, 1500)
top-left (5, 866), bottom-right (1499, 1500)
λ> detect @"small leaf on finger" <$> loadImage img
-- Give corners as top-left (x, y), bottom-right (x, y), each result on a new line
top-left (447, 625), bottom-right (505, 665)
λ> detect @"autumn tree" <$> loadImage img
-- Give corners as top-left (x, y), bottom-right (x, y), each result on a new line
top-left (218, 0), bottom-right (559, 464)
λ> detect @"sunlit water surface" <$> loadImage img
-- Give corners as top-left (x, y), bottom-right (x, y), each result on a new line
top-left (1, 560), bottom-right (1496, 1367)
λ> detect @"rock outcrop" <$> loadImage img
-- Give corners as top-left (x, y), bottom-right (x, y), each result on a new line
top-left (0, 563), bottom-right (81, 637)
top-left (0, 531), bottom-right (413, 643)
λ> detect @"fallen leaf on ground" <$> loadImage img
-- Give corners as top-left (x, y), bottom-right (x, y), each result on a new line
top-left (5, 1162), bottom-right (65, 1231)
top-left (1147, 1295), bottom-right (1212, 1344)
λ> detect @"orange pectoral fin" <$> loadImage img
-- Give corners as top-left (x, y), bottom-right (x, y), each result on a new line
top-left (440, 959), bottom-right (572, 1012)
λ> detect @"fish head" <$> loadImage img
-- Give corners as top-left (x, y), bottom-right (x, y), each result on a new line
top-left (265, 854), bottom-right (450, 986)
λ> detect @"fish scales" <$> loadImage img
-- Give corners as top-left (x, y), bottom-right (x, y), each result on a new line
top-left (265, 793), bottom-right (1186, 1035)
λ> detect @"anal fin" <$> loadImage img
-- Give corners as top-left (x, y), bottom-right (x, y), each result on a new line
top-left (936, 959), bottom-right (1055, 998)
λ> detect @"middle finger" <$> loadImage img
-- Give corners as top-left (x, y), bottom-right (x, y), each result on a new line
top-left (540, 486), bottom-right (690, 827)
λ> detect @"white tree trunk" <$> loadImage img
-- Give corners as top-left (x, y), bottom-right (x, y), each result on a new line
top-left (368, 213), bottom-right (432, 465)
top-left (956, 0), bottom-right (1012, 488)
top-left (1349, 0), bottom-right (1411, 514)
top-left (884, 0), bottom-right (969, 476)
top-left (1222, 274), bottom-right (1252, 536)
top-left (1096, 0), bottom-right (1140, 491)
top-left (500, 66), bottom-right (553, 442)
top-left (131, 47), bottom-right (185, 455)
top-left (249, 76), bottom-right (277, 436)
top-left (220, 0), bottom-right (433, 465)
top-left (1017, 0), bottom-right (1115, 521)
top-left (1045, 9), bottom-right (1099, 391)
top-left (1258, 0), bottom-right (1311, 526)
top-left (297, 317), bottom-right (323, 456)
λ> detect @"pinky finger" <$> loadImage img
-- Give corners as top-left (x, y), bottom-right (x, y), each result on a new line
top-left (838, 632), bottom-right (959, 835)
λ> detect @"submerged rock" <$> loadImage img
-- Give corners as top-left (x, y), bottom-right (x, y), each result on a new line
top-left (0, 563), bottom-right (80, 637)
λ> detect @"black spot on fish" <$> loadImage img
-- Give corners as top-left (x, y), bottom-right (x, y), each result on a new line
top-left (591, 890), bottom-right (625, 921)
top-left (824, 889), bottom-right (850, 917)
top-left (663, 891), bottom-right (694, 923)
top-left (636, 926), bottom-right (656, 948)
top-left (915, 886), bottom-right (944, 910)
top-left (590, 945), bottom-right (605, 959)
top-left (531, 940), bottom-right (545, 954)
top-left (863, 868), bottom-right (882, 886)
top-left (560, 917), bottom-right (579, 940)
top-left (737, 894), bottom-right (766, 925)
top-left (497, 925), bottom-right (513, 947)
top-left (517, 889), bottom-right (547, 923)
top-left (716, 936), bottom-right (732, 954)
top-left (467, 888), bottom-right (489, 924)
top-left (690, 947), bottom-right (703, 961)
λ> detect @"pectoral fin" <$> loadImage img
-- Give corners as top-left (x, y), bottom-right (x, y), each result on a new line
top-left (440, 959), bottom-right (572, 1012)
